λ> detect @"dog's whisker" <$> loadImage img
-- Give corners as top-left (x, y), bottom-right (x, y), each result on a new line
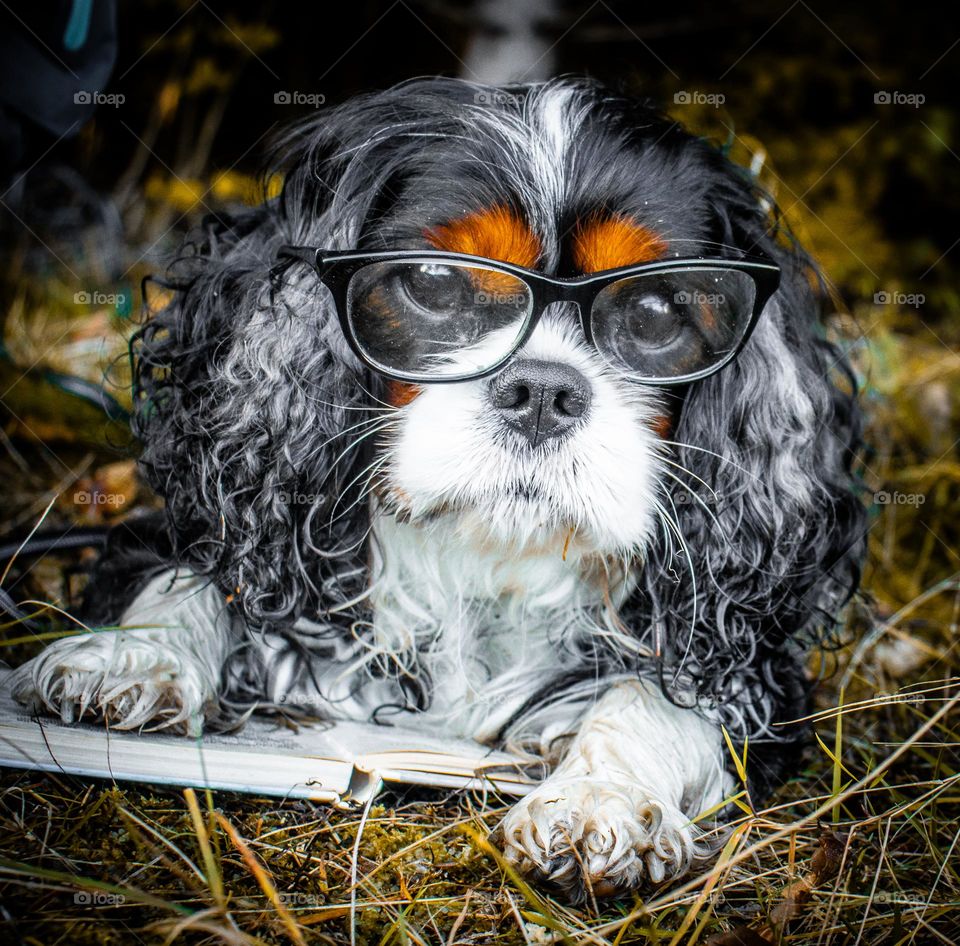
top-left (346, 459), bottom-right (394, 519)
top-left (651, 495), bottom-right (699, 665)
top-left (280, 366), bottom-right (378, 414)
top-left (352, 378), bottom-right (401, 412)
top-left (309, 393), bottom-right (400, 414)
top-left (324, 453), bottom-right (392, 531)
top-left (296, 386), bottom-right (394, 415)
top-left (659, 439), bottom-right (762, 482)
top-left (304, 412), bottom-right (397, 458)
top-left (659, 458), bottom-right (720, 501)
top-left (322, 420), bottom-right (397, 476)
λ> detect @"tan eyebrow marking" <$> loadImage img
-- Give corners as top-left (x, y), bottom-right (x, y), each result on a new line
top-left (573, 214), bottom-right (668, 273)
top-left (425, 205), bottom-right (541, 268)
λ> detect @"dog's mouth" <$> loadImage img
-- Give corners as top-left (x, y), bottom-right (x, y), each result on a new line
top-left (430, 482), bottom-right (550, 515)
top-left (396, 479), bottom-right (570, 533)
top-left (507, 483), bottom-right (542, 501)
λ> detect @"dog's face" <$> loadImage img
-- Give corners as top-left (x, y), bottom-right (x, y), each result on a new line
top-left (381, 288), bottom-right (668, 559)
top-left (384, 308), bottom-right (665, 556)
top-left (344, 85), bottom-right (749, 558)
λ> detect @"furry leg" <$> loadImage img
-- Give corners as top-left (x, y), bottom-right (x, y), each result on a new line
top-left (11, 570), bottom-right (233, 735)
top-left (498, 680), bottom-right (733, 900)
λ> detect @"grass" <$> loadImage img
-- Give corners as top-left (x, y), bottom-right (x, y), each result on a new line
top-left (0, 675), bottom-right (958, 944)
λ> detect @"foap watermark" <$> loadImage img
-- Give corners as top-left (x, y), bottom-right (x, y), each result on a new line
top-left (675, 289), bottom-right (725, 306)
top-left (74, 491), bottom-right (127, 508)
top-left (278, 490), bottom-right (325, 506)
top-left (475, 289), bottom-right (527, 307)
top-left (673, 490), bottom-right (721, 506)
top-left (274, 91), bottom-right (326, 108)
top-left (872, 892), bottom-right (927, 906)
top-left (674, 90), bottom-right (725, 108)
top-left (874, 490), bottom-right (925, 507)
top-left (473, 90), bottom-right (523, 107)
top-left (74, 90), bottom-right (125, 107)
top-left (874, 289), bottom-right (924, 308)
top-left (874, 91), bottom-right (925, 108)
top-left (75, 290), bottom-right (129, 307)
top-left (274, 693), bottom-right (329, 707)
top-left (74, 891), bottom-right (126, 905)
top-left (276, 892), bottom-right (322, 907)
top-left (876, 690), bottom-right (926, 707)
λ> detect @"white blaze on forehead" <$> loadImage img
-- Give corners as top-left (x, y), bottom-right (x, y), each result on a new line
top-left (524, 83), bottom-right (584, 214)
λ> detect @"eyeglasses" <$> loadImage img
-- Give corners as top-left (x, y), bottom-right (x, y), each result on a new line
top-left (277, 246), bottom-right (781, 386)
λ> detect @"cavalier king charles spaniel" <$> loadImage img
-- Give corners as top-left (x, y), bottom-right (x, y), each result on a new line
top-left (12, 77), bottom-right (866, 900)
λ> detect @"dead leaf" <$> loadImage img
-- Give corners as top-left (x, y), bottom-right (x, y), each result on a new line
top-left (707, 829), bottom-right (849, 945)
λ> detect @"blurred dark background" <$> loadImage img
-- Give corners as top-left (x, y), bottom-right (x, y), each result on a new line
top-left (2, 0), bottom-right (959, 300)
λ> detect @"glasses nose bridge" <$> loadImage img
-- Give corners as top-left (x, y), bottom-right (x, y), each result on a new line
top-left (538, 277), bottom-right (586, 309)
top-left (535, 279), bottom-right (588, 332)
top-left (537, 297), bottom-right (583, 324)
top-left (527, 297), bottom-right (591, 352)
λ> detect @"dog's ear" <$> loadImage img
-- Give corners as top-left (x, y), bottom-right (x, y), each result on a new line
top-left (634, 149), bottom-right (867, 756)
top-left (130, 89), bottom-right (431, 628)
top-left (132, 205), bottom-right (375, 628)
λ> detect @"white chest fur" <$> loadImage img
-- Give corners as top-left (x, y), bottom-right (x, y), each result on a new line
top-left (365, 510), bottom-right (637, 743)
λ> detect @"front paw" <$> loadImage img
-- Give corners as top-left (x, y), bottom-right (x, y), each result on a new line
top-left (497, 777), bottom-right (715, 901)
top-left (11, 632), bottom-right (217, 735)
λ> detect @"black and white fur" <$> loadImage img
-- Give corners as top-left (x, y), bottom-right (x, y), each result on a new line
top-left (12, 78), bottom-right (865, 900)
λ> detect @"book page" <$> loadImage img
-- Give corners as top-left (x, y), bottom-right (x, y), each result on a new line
top-left (0, 670), bottom-right (540, 804)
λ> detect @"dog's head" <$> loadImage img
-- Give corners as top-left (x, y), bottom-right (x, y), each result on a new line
top-left (134, 78), bottom-right (865, 728)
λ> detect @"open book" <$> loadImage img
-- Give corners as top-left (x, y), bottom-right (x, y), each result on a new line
top-left (0, 670), bottom-right (540, 807)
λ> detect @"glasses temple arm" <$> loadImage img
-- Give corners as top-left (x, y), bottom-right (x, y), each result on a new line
top-left (277, 245), bottom-right (322, 268)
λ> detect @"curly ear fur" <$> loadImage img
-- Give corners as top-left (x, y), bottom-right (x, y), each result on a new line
top-left (126, 79), bottom-right (866, 792)
top-left (623, 146), bottom-right (866, 793)
top-left (132, 199), bottom-right (367, 629)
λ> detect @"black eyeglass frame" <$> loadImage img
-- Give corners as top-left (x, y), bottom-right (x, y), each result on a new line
top-left (277, 245), bottom-right (781, 386)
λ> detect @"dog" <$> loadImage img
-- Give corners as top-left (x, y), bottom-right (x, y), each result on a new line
top-left (11, 77), bottom-right (866, 901)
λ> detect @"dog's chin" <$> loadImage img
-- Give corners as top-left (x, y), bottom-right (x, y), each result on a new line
top-left (388, 482), bottom-right (653, 560)
top-left (453, 491), bottom-right (582, 555)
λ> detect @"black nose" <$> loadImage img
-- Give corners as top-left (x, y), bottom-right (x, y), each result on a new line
top-left (489, 359), bottom-right (592, 446)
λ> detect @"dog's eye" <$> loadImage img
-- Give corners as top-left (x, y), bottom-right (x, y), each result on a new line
top-left (399, 263), bottom-right (470, 314)
top-left (591, 268), bottom-right (758, 382)
top-left (616, 288), bottom-right (686, 350)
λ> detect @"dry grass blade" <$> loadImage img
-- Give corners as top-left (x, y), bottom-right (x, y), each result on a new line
top-left (215, 811), bottom-right (307, 946)
top-left (184, 787), bottom-right (227, 911)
